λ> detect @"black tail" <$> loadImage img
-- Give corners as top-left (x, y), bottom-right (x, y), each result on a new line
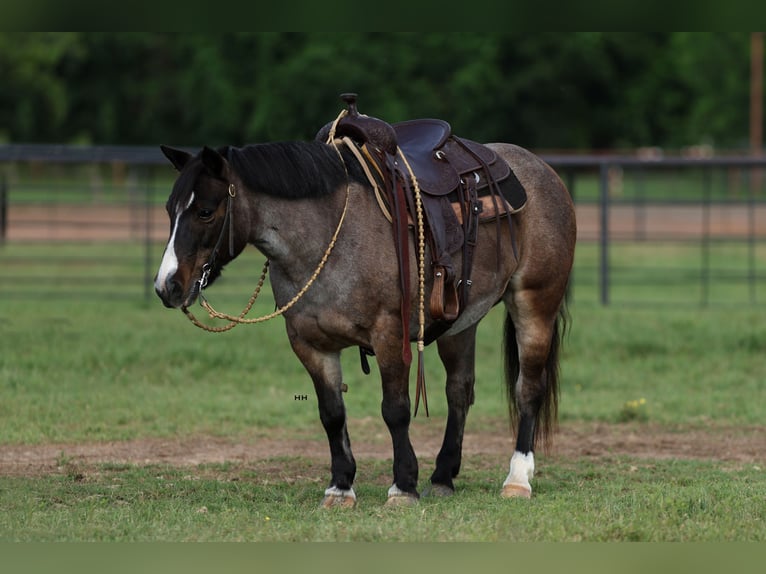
top-left (503, 303), bottom-right (569, 452)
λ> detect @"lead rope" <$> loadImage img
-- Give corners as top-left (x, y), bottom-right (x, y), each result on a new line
top-left (183, 110), bottom-right (351, 332)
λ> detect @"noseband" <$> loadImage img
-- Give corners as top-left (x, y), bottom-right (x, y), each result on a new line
top-left (198, 182), bottom-right (237, 291)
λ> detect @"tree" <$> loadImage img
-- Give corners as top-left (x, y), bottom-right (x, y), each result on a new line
top-left (0, 32), bottom-right (758, 151)
top-left (0, 33), bottom-right (84, 142)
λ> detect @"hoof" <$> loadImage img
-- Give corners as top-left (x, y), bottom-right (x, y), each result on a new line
top-left (422, 483), bottom-right (455, 498)
top-left (501, 483), bottom-right (532, 499)
top-left (320, 494), bottom-right (357, 509)
top-left (320, 486), bottom-right (357, 509)
top-left (385, 493), bottom-right (419, 507)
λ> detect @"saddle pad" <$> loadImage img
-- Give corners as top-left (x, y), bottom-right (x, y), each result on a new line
top-left (442, 169), bottom-right (527, 214)
top-left (495, 168), bottom-right (527, 212)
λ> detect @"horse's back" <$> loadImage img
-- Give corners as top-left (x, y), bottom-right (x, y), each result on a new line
top-left (488, 142), bottom-right (574, 231)
top-left (488, 143), bottom-right (576, 292)
top-left (488, 143), bottom-right (571, 209)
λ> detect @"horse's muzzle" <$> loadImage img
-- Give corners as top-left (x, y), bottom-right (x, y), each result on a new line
top-left (155, 276), bottom-right (188, 309)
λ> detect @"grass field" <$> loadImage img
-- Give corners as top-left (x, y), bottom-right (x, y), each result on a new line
top-left (4, 236), bottom-right (766, 304)
top-left (2, 158), bottom-right (766, 541)
top-left (6, 160), bottom-right (761, 204)
top-left (1, 263), bottom-right (765, 541)
top-left (2, 295), bottom-right (766, 441)
top-left (573, 240), bottom-right (766, 305)
top-left (1, 455), bottom-right (763, 542)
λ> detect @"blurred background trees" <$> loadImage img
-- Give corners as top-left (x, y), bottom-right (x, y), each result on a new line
top-left (0, 32), bottom-right (758, 151)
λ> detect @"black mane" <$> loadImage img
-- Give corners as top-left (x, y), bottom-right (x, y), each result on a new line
top-left (167, 141), bottom-right (366, 213)
top-left (226, 141), bottom-right (366, 199)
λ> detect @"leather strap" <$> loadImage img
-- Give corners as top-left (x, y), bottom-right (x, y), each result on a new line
top-left (386, 155), bottom-right (413, 366)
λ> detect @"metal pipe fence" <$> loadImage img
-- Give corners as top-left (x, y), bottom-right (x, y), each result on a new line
top-left (2, 144), bottom-right (766, 306)
top-left (565, 155), bottom-right (766, 306)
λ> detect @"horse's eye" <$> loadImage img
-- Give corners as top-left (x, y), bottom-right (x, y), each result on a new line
top-left (198, 208), bottom-right (214, 222)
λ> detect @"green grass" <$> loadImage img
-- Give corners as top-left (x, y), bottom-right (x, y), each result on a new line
top-left (2, 296), bottom-right (766, 444)
top-left (572, 241), bottom-right (766, 305)
top-left (5, 164), bottom-right (175, 206)
top-left (1, 457), bottom-right (763, 542)
top-left (557, 166), bottom-right (766, 203)
top-left (0, 299), bottom-right (320, 443)
top-left (561, 304), bottom-right (766, 425)
top-left (6, 235), bottom-right (766, 305)
top-left (0, 243), bottom-right (269, 301)
top-left (2, 239), bottom-right (766, 541)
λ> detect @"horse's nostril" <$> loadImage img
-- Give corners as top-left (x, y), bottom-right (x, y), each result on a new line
top-left (155, 287), bottom-right (172, 308)
top-left (154, 276), bottom-right (184, 308)
top-left (167, 277), bottom-right (183, 296)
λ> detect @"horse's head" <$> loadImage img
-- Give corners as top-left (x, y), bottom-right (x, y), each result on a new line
top-left (154, 145), bottom-right (246, 309)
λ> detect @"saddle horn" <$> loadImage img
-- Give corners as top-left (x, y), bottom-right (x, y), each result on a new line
top-left (316, 93), bottom-right (398, 155)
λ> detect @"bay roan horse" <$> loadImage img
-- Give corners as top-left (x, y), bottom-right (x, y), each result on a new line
top-left (154, 123), bottom-right (576, 507)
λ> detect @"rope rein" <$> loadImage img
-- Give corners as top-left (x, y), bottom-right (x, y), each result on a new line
top-left (395, 148), bottom-right (427, 353)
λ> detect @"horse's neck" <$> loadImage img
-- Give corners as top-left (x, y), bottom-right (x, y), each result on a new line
top-left (247, 186), bottom-right (350, 265)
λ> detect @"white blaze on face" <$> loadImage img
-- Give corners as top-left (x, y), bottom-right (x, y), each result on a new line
top-left (154, 193), bottom-right (195, 295)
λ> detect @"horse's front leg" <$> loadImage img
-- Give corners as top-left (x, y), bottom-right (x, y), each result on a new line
top-left (376, 341), bottom-right (419, 506)
top-left (289, 337), bottom-right (356, 508)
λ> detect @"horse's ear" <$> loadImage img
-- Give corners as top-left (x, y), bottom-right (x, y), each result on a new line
top-left (201, 146), bottom-right (227, 178)
top-left (160, 145), bottom-right (192, 171)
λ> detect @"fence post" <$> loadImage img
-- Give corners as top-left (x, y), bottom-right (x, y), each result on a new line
top-left (700, 167), bottom-right (712, 306)
top-left (0, 173), bottom-right (6, 244)
top-left (599, 161), bottom-right (610, 305)
top-left (144, 167), bottom-right (154, 305)
top-left (748, 167), bottom-right (757, 304)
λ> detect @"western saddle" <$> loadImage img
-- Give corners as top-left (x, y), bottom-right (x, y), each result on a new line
top-left (317, 93), bottom-right (526, 414)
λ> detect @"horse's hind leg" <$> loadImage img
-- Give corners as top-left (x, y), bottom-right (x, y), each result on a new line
top-left (426, 325), bottom-right (478, 496)
top-left (502, 286), bottom-right (564, 499)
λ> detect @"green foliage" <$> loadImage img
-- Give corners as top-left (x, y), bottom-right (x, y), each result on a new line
top-left (0, 32), bottom-right (759, 149)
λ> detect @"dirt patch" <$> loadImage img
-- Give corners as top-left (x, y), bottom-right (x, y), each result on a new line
top-left (7, 204), bottom-right (766, 242)
top-left (1, 421), bottom-right (763, 478)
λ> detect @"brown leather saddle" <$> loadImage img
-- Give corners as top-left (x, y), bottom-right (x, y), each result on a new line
top-left (394, 118), bottom-right (511, 199)
top-left (317, 93), bottom-right (526, 344)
